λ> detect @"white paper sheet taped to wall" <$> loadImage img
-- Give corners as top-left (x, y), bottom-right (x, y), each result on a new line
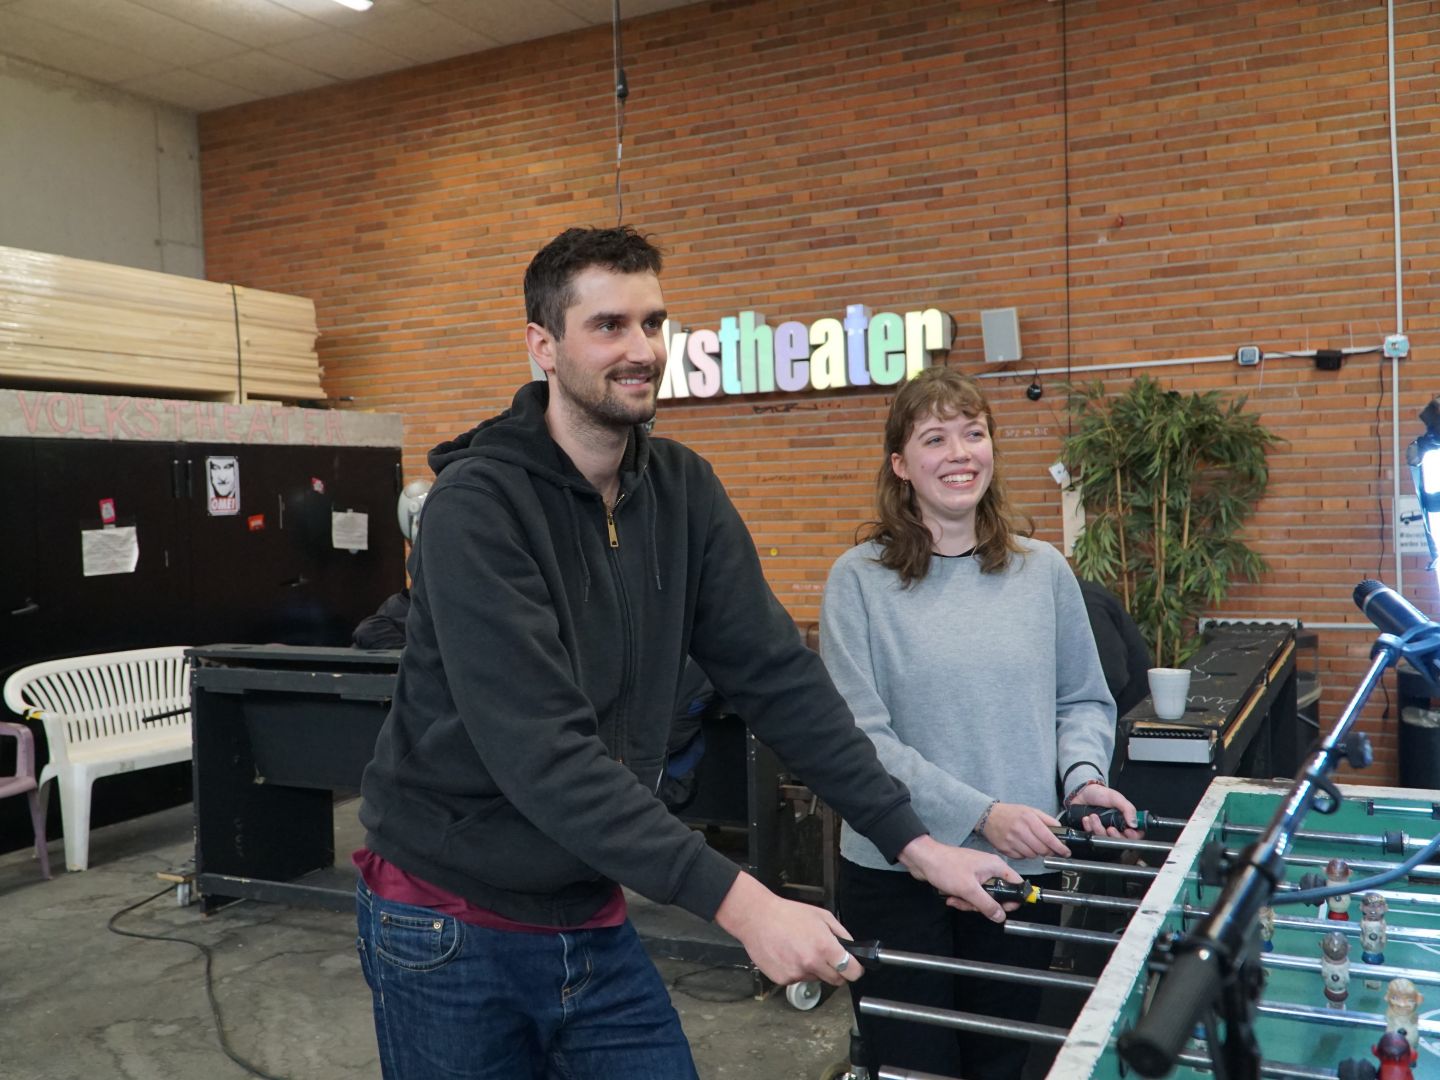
top-left (81, 526), bottom-right (139, 577)
top-left (332, 510), bottom-right (369, 552)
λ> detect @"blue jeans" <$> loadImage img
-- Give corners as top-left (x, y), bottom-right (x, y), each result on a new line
top-left (355, 880), bottom-right (698, 1079)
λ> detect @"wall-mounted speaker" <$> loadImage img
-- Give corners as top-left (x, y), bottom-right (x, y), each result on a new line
top-left (980, 308), bottom-right (1021, 363)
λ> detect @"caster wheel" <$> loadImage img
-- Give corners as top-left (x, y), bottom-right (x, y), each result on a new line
top-left (786, 979), bottom-right (824, 1011)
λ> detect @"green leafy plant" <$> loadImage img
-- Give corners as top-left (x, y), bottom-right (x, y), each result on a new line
top-left (1063, 376), bottom-right (1280, 666)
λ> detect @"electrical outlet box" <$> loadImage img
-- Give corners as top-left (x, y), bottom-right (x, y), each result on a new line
top-left (1235, 345), bottom-right (1261, 367)
top-left (1384, 334), bottom-right (1411, 359)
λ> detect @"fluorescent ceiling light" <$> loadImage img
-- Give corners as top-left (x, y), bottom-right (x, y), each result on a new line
top-left (330, 0), bottom-right (374, 10)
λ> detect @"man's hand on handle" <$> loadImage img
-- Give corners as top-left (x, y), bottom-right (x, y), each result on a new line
top-left (897, 834), bottom-right (1022, 921)
top-left (715, 872), bottom-right (863, 988)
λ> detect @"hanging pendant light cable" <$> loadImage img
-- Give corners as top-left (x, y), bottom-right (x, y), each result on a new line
top-left (612, 0), bottom-right (628, 225)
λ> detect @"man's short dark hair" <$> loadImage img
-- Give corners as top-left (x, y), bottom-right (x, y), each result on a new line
top-left (524, 226), bottom-right (663, 338)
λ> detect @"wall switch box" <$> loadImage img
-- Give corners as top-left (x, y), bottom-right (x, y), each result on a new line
top-left (1236, 345), bottom-right (1261, 366)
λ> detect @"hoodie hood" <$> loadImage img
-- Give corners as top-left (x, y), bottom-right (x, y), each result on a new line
top-left (428, 380), bottom-right (651, 496)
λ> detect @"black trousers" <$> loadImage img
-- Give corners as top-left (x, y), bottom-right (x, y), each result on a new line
top-left (837, 859), bottom-right (1063, 1080)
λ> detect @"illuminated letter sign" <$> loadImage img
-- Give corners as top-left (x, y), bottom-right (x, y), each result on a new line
top-left (658, 306), bottom-right (955, 400)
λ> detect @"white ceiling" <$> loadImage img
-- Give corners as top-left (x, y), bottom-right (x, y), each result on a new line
top-left (0, 0), bottom-right (696, 112)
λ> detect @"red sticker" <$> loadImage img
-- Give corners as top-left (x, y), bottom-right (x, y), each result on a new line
top-left (99, 498), bottom-right (116, 525)
top-left (247, 514), bottom-right (266, 532)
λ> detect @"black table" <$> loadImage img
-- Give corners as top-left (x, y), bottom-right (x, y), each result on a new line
top-left (189, 643), bottom-right (398, 913)
top-left (1114, 626), bottom-right (1301, 819)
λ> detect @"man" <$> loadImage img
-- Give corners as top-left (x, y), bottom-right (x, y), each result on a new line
top-left (354, 225), bottom-right (1017, 1079)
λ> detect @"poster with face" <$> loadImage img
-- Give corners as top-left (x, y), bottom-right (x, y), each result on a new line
top-left (206, 456), bottom-right (240, 516)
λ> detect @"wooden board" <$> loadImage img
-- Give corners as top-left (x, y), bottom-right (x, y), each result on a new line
top-left (0, 245), bottom-right (324, 402)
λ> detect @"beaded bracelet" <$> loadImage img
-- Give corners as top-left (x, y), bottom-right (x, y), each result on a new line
top-left (973, 799), bottom-right (1000, 838)
top-left (1065, 777), bottom-right (1105, 807)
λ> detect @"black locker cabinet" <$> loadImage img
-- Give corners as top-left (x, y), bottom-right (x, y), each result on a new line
top-left (0, 391), bottom-right (407, 858)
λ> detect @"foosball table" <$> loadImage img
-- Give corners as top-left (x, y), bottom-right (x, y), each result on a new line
top-left (839, 776), bottom-right (1440, 1080)
top-left (1053, 776), bottom-right (1440, 1079)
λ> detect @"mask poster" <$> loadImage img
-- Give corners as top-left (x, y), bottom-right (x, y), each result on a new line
top-left (206, 456), bottom-right (240, 516)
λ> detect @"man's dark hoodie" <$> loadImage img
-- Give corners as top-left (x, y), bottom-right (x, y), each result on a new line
top-left (359, 381), bottom-right (924, 927)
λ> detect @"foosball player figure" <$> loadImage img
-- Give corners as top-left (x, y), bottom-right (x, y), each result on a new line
top-left (1372, 1030), bottom-right (1417, 1080)
top-left (1384, 977), bottom-right (1422, 1046)
top-left (1360, 892), bottom-right (1388, 988)
top-left (1361, 892), bottom-right (1388, 962)
top-left (1259, 906), bottom-right (1276, 953)
top-left (1326, 858), bottom-right (1353, 920)
top-left (1321, 931), bottom-right (1350, 1009)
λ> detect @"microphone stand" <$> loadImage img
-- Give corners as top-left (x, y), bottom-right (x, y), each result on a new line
top-left (1117, 627), bottom-right (1399, 1078)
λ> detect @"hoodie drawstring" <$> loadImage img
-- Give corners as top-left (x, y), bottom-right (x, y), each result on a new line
top-left (644, 471), bottom-right (662, 592)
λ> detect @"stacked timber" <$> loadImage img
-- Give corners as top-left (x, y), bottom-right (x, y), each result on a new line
top-left (0, 244), bottom-right (324, 402)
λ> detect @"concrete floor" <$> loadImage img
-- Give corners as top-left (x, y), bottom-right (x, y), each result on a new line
top-left (0, 801), bottom-right (853, 1080)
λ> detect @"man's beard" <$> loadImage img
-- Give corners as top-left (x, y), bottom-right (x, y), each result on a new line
top-left (552, 357), bottom-right (658, 430)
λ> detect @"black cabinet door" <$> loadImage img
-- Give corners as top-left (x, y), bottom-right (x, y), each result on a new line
top-left (184, 444), bottom-right (403, 647)
top-left (0, 439), bottom-right (44, 681)
top-left (309, 446), bottom-right (405, 641)
top-left (30, 439), bottom-right (192, 655)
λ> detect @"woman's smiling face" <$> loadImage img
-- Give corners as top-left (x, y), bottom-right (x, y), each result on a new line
top-left (890, 409), bottom-right (994, 543)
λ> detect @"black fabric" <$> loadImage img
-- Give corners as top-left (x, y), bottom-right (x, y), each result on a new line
top-left (352, 589), bottom-right (411, 650)
top-left (359, 381), bottom-right (924, 927)
top-left (1077, 578), bottom-right (1152, 719)
top-left (838, 860), bottom-right (1063, 1080)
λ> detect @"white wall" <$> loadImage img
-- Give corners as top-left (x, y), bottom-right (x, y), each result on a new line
top-left (0, 56), bottom-right (202, 278)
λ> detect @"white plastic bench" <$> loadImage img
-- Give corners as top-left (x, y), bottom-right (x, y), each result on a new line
top-left (2, 647), bottom-right (192, 872)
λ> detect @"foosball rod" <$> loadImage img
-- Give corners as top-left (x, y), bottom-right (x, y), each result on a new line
top-left (1015, 888), bottom-right (1440, 945)
top-left (1044, 855), bottom-right (1160, 880)
top-left (862, 1000), bottom-right (1336, 1080)
top-left (1003, 921), bottom-right (1122, 949)
top-left (1271, 912), bottom-right (1440, 945)
top-left (844, 944), bottom-right (1096, 992)
top-left (1060, 829), bottom-right (1440, 883)
top-left (1216, 818), bottom-right (1431, 856)
top-left (1275, 879), bottom-right (1440, 913)
top-left (1063, 804), bottom-right (1435, 857)
top-left (1257, 998), bottom-right (1440, 1038)
top-left (1261, 949), bottom-right (1440, 988)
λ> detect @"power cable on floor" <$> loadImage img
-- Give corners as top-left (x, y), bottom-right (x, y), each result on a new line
top-left (667, 962), bottom-right (758, 1003)
top-left (107, 886), bottom-right (292, 1080)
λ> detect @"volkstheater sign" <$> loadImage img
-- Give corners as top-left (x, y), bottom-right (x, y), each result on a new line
top-left (658, 304), bottom-right (955, 400)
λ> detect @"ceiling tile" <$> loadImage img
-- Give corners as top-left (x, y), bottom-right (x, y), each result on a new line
top-left (427, 0), bottom-right (586, 45)
top-left (266, 0), bottom-right (429, 28)
top-left (126, 0), bottom-right (327, 49)
top-left (117, 67), bottom-right (259, 111)
top-left (266, 27), bottom-right (417, 80)
top-left (345, 7), bottom-right (499, 63)
top-left (0, 10), bottom-right (170, 83)
top-left (201, 48), bottom-right (337, 96)
top-left (7, 0), bottom-right (249, 65)
top-left (553, 0), bottom-right (692, 20)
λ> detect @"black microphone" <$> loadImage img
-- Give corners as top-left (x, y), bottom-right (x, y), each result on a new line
top-left (1354, 579), bottom-right (1440, 689)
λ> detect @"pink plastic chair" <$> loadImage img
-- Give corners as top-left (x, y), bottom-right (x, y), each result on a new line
top-left (0, 720), bottom-right (51, 879)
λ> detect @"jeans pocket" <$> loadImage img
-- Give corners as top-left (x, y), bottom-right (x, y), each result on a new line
top-left (375, 909), bottom-right (464, 972)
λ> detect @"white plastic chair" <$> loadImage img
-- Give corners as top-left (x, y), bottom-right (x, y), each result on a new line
top-left (3, 647), bottom-right (192, 871)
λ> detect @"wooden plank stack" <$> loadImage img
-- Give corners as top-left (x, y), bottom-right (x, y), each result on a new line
top-left (0, 244), bottom-right (324, 402)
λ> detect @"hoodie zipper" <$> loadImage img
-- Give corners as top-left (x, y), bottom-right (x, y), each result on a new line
top-left (605, 492), bottom-right (625, 548)
top-left (605, 491), bottom-right (633, 763)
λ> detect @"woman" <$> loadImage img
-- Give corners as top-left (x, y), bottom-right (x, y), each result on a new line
top-left (821, 366), bottom-right (1139, 1079)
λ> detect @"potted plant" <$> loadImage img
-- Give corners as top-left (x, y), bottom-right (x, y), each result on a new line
top-left (1062, 375), bottom-right (1280, 666)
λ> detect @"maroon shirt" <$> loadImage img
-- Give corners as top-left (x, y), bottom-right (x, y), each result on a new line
top-left (354, 848), bottom-right (626, 932)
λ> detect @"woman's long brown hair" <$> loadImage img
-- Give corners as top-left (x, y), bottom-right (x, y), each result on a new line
top-left (862, 366), bottom-right (1029, 585)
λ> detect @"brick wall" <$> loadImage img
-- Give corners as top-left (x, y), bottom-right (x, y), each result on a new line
top-left (200, 0), bottom-right (1440, 784)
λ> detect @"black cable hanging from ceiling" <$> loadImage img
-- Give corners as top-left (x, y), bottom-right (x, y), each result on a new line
top-left (612, 0), bottom-right (628, 225)
top-left (1061, 0), bottom-right (1072, 436)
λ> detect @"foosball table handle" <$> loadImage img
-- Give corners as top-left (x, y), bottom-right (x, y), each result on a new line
top-left (1117, 944), bottom-right (1225, 1078)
